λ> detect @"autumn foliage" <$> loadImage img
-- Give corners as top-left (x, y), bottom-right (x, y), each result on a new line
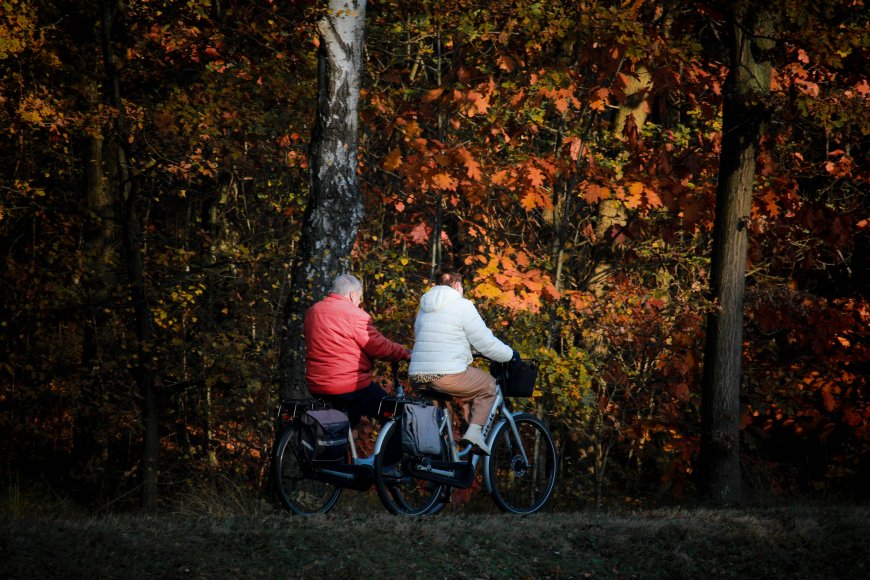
top-left (0, 0), bottom-right (867, 508)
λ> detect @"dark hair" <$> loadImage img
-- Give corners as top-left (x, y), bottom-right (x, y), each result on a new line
top-left (434, 268), bottom-right (462, 287)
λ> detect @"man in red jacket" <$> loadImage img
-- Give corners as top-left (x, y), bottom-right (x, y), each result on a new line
top-left (304, 273), bottom-right (410, 426)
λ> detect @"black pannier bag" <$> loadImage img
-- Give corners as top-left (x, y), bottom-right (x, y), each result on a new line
top-left (299, 408), bottom-right (349, 463)
top-left (491, 358), bottom-right (539, 397)
top-left (401, 403), bottom-right (443, 456)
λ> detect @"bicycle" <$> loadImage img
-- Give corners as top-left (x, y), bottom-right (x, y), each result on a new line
top-left (272, 366), bottom-right (450, 516)
top-left (372, 355), bottom-right (558, 515)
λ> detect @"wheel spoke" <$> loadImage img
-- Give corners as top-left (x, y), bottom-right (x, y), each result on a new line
top-left (488, 414), bottom-right (557, 514)
top-left (273, 425), bottom-right (342, 515)
top-left (373, 421), bottom-right (448, 515)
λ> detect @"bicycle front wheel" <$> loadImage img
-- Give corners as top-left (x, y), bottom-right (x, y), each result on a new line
top-left (373, 420), bottom-right (448, 515)
top-left (273, 424), bottom-right (342, 515)
top-left (487, 412), bottom-right (557, 514)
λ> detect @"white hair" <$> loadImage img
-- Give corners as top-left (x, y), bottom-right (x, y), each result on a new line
top-left (331, 274), bottom-right (363, 296)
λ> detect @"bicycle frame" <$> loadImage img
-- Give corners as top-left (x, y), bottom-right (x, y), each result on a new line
top-left (305, 423), bottom-right (376, 488)
top-left (368, 358), bottom-right (557, 514)
top-left (372, 384), bottom-right (529, 493)
top-left (276, 401), bottom-right (378, 491)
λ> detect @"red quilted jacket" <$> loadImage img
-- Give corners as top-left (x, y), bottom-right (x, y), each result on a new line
top-left (304, 293), bottom-right (410, 395)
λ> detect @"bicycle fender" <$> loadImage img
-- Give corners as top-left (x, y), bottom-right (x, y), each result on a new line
top-left (372, 419), bottom-right (396, 456)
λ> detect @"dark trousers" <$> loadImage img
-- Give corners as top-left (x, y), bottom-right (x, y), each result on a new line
top-left (319, 381), bottom-right (389, 428)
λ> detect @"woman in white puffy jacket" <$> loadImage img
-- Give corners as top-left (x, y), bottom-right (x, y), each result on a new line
top-left (409, 269), bottom-right (518, 455)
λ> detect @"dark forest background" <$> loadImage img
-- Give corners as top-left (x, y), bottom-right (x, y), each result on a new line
top-left (0, 0), bottom-right (867, 512)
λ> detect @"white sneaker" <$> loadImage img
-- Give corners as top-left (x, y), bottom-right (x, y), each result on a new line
top-left (461, 424), bottom-right (490, 456)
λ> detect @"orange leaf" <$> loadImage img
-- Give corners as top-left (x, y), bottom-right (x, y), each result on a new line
top-left (422, 88), bottom-right (444, 103)
top-left (526, 165), bottom-right (545, 188)
top-left (431, 172), bottom-right (458, 191)
top-left (520, 191), bottom-right (538, 211)
top-left (583, 182), bottom-right (610, 204)
top-left (514, 251), bottom-right (530, 268)
top-left (761, 188), bottom-right (781, 217)
top-left (624, 181), bottom-right (644, 209)
top-left (821, 383), bottom-right (837, 412)
top-left (496, 54), bottom-right (516, 72)
top-left (465, 90), bottom-right (490, 116)
top-left (645, 187), bottom-right (663, 209)
top-left (491, 169), bottom-right (513, 188)
top-left (455, 147), bottom-right (482, 180)
top-left (589, 87), bottom-right (610, 111)
top-left (383, 149), bottom-right (402, 171)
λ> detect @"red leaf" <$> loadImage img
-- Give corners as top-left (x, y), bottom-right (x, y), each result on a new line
top-left (409, 222), bottom-right (430, 244)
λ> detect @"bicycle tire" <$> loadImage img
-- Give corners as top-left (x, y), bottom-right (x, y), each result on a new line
top-left (273, 423), bottom-right (342, 515)
top-left (373, 420), bottom-right (448, 515)
top-left (486, 412), bottom-right (557, 514)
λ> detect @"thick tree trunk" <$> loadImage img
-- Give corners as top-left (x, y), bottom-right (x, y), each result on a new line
top-left (279, 0), bottom-right (367, 399)
top-left (698, 2), bottom-right (772, 505)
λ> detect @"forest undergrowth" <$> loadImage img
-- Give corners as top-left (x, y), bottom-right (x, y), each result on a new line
top-left (2, 487), bottom-right (867, 579)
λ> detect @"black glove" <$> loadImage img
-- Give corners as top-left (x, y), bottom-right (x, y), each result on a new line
top-left (511, 349), bottom-right (521, 363)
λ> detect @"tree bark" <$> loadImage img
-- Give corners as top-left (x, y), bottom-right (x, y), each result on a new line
top-left (279, 0), bottom-right (367, 399)
top-left (76, 80), bottom-right (117, 497)
top-left (698, 1), bottom-right (772, 505)
top-left (100, 0), bottom-right (160, 511)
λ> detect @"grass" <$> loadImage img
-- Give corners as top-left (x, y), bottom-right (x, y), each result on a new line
top-left (2, 494), bottom-right (868, 579)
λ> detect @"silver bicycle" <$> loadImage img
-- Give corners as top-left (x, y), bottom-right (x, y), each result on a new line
top-left (372, 356), bottom-right (558, 515)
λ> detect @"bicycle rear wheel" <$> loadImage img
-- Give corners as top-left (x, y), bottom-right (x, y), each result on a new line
top-left (373, 420), bottom-right (448, 515)
top-left (486, 412), bottom-right (557, 514)
top-left (273, 424), bottom-right (342, 515)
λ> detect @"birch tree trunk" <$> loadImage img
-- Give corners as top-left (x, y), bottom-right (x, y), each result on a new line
top-left (698, 1), bottom-right (773, 505)
top-left (279, 0), bottom-right (367, 399)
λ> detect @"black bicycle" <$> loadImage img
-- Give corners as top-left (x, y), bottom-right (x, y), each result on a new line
top-left (272, 366), bottom-right (449, 515)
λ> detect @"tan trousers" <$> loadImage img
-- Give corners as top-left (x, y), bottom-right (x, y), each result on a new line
top-left (430, 366), bottom-right (497, 427)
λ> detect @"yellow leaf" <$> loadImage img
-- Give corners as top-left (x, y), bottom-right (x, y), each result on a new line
top-left (474, 283), bottom-right (502, 299)
top-left (479, 256), bottom-right (500, 276)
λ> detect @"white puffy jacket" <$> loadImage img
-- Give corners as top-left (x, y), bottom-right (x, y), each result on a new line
top-left (409, 285), bottom-right (514, 376)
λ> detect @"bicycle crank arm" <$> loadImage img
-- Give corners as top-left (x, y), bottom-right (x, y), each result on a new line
top-left (406, 458), bottom-right (476, 489)
top-left (311, 463), bottom-right (374, 491)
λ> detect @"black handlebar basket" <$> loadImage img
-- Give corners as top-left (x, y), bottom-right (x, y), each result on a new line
top-left (490, 358), bottom-right (539, 398)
